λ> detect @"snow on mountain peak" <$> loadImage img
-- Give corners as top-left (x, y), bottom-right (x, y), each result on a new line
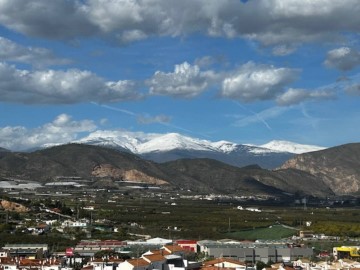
top-left (211, 140), bottom-right (238, 153)
top-left (76, 130), bottom-right (147, 153)
top-left (260, 140), bottom-right (325, 154)
top-left (72, 130), bottom-right (325, 156)
top-left (137, 132), bottom-right (215, 153)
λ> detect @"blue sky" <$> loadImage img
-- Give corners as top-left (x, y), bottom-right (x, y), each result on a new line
top-left (0, 0), bottom-right (360, 151)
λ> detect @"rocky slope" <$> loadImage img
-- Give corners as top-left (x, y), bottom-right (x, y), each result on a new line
top-left (0, 143), bottom-right (358, 197)
top-left (0, 200), bottom-right (30, 212)
top-left (91, 164), bottom-right (168, 185)
top-left (160, 159), bottom-right (333, 197)
top-left (280, 143), bottom-right (360, 195)
top-left (0, 144), bottom-right (171, 186)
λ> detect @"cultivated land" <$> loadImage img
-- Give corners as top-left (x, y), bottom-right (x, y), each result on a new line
top-left (1, 187), bottom-right (360, 252)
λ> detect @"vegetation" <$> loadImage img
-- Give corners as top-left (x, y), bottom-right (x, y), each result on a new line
top-left (2, 191), bottom-right (360, 251)
top-left (226, 225), bottom-right (297, 240)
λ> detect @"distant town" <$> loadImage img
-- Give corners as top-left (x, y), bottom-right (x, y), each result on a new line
top-left (2, 180), bottom-right (360, 270)
top-left (1, 236), bottom-right (360, 270)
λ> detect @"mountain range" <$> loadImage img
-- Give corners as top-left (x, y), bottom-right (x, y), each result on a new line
top-left (72, 131), bottom-right (325, 169)
top-left (3, 131), bottom-right (325, 170)
top-left (0, 141), bottom-right (359, 198)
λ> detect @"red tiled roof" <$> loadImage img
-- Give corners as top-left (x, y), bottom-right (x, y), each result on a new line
top-left (203, 258), bottom-right (246, 267)
top-left (0, 258), bottom-right (16, 264)
top-left (127, 258), bottom-right (150, 267)
top-left (163, 245), bottom-right (185, 253)
top-left (150, 249), bottom-right (171, 256)
top-left (143, 254), bottom-right (166, 262)
top-left (19, 259), bottom-right (43, 267)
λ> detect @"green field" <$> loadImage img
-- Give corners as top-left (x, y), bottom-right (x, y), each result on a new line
top-left (2, 189), bottom-right (360, 248)
top-left (226, 224), bottom-right (298, 240)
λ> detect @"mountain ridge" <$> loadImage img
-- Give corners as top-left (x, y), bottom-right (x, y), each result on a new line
top-left (1, 142), bottom-right (358, 197)
top-left (281, 143), bottom-right (360, 195)
top-left (72, 131), bottom-right (324, 169)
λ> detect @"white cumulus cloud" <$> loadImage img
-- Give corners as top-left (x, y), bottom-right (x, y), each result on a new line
top-left (0, 36), bottom-right (70, 67)
top-left (324, 47), bottom-right (360, 71)
top-left (0, 62), bottom-right (141, 104)
top-left (0, 0), bottom-right (359, 49)
top-left (220, 62), bottom-right (299, 102)
top-left (0, 114), bottom-right (96, 151)
top-left (277, 88), bottom-right (336, 106)
top-left (147, 62), bottom-right (216, 98)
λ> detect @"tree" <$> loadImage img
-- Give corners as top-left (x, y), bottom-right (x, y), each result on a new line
top-left (256, 261), bottom-right (272, 270)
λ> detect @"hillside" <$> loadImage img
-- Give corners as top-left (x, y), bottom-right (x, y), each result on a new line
top-left (160, 159), bottom-right (333, 197)
top-left (0, 143), bottom-right (358, 197)
top-left (0, 199), bottom-right (29, 212)
top-left (280, 143), bottom-right (360, 195)
top-left (0, 144), bottom-right (170, 186)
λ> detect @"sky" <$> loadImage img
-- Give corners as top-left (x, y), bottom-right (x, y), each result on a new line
top-left (0, 0), bottom-right (360, 151)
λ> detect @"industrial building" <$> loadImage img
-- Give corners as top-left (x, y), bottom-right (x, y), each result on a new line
top-left (197, 241), bottom-right (313, 263)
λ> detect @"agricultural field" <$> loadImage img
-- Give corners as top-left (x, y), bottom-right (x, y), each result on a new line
top-left (1, 188), bottom-right (360, 249)
top-left (226, 224), bottom-right (297, 240)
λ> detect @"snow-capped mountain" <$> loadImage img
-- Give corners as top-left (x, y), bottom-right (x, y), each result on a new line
top-left (137, 133), bottom-right (217, 153)
top-left (70, 131), bottom-right (326, 169)
top-left (76, 130), bottom-right (154, 153)
top-left (260, 140), bottom-right (326, 154)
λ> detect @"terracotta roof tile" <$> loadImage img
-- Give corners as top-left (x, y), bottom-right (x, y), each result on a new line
top-left (143, 254), bottom-right (166, 262)
top-left (127, 258), bottom-right (150, 267)
top-left (150, 250), bottom-right (171, 255)
top-left (203, 258), bottom-right (245, 266)
top-left (164, 245), bottom-right (185, 253)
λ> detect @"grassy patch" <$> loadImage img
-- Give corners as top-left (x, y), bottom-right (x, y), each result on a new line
top-left (226, 224), bottom-right (298, 240)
